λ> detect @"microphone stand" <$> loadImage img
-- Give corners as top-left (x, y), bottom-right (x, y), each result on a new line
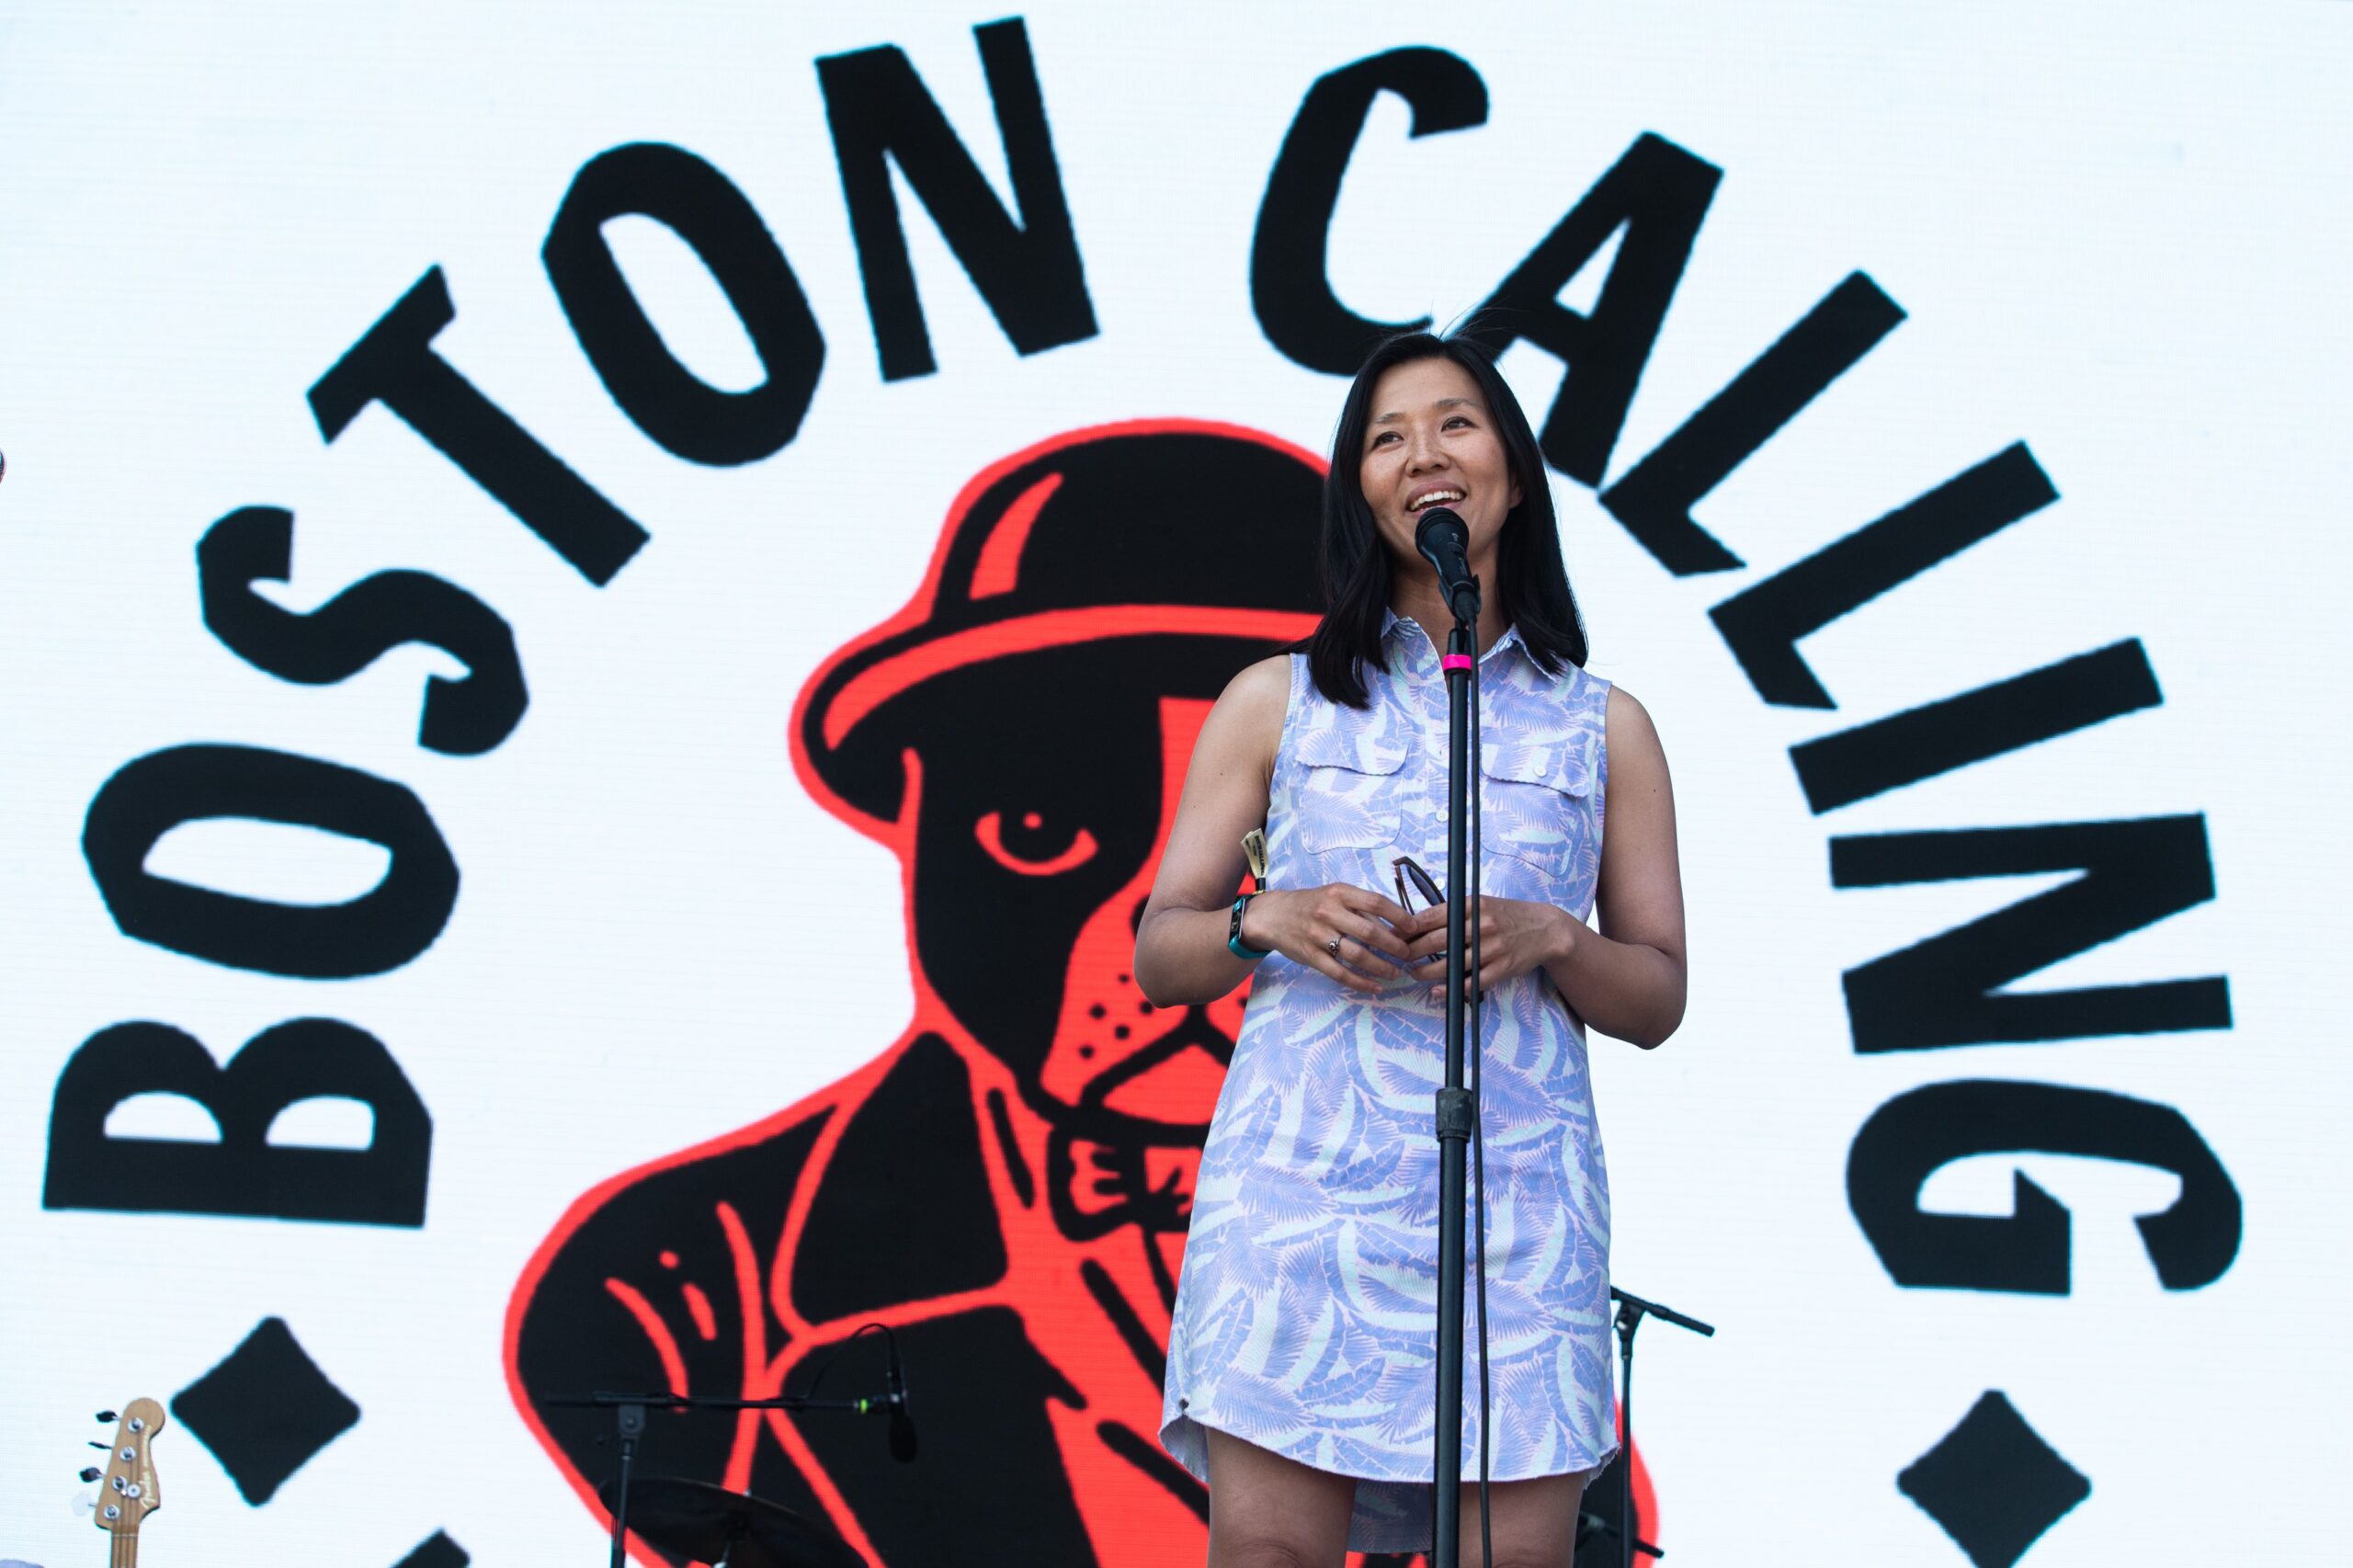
top-left (541, 1386), bottom-right (900, 1568)
top-left (1431, 598), bottom-right (1481, 1568)
top-left (1607, 1287), bottom-right (1713, 1568)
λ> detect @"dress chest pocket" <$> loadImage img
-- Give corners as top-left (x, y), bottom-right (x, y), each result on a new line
top-left (1478, 730), bottom-right (1598, 889)
top-left (1288, 713), bottom-right (1407, 859)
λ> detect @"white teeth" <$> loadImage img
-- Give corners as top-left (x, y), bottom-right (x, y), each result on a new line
top-left (1410, 491), bottom-right (1464, 511)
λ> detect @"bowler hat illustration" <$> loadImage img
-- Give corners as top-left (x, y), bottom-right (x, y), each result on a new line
top-left (795, 420), bottom-right (1329, 828)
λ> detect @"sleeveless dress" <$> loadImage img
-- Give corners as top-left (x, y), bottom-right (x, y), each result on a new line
top-left (1159, 614), bottom-right (1618, 1554)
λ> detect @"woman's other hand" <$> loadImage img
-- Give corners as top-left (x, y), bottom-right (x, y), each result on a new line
top-left (1402, 896), bottom-right (1576, 1000)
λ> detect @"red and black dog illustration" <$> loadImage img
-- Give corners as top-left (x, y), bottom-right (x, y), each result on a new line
top-left (505, 421), bottom-right (1654, 1565)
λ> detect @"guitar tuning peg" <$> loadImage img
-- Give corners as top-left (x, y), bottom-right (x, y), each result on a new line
top-left (96, 1410), bottom-right (118, 1424)
top-left (80, 1466), bottom-right (103, 1483)
top-left (89, 1440), bottom-right (110, 1450)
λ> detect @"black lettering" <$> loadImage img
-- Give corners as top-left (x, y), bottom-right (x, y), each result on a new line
top-left (1847, 1078), bottom-right (2240, 1293)
top-left (1792, 640), bottom-right (2161, 812)
top-left (543, 142), bottom-right (824, 465)
top-left (1461, 132), bottom-right (1720, 486)
top-left (198, 506), bottom-right (528, 756)
top-left (83, 744), bottom-right (459, 979)
top-left (44, 1019), bottom-right (431, 1227)
top-left (818, 17), bottom-right (1097, 381)
top-left (1710, 443), bottom-right (2059, 708)
top-left (1599, 271), bottom-right (1904, 574)
top-left (1250, 47), bottom-right (1488, 374)
top-left (309, 267), bottom-right (648, 585)
top-left (1833, 815), bottom-right (2231, 1050)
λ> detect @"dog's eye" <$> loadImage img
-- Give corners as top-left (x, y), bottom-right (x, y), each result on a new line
top-left (974, 811), bottom-right (1099, 876)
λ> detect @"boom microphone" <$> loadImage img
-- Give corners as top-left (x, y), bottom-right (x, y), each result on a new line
top-left (884, 1334), bottom-right (918, 1464)
top-left (1414, 506), bottom-right (1480, 623)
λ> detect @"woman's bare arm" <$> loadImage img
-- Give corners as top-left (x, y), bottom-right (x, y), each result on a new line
top-left (1546, 685), bottom-right (1688, 1048)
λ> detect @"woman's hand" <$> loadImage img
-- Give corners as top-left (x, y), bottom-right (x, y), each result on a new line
top-left (1402, 896), bottom-right (1576, 1000)
top-left (1243, 884), bottom-right (1419, 994)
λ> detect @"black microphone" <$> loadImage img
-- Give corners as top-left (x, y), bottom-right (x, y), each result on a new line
top-left (1414, 506), bottom-right (1480, 624)
top-left (884, 1334), bottom-right (918, 1464)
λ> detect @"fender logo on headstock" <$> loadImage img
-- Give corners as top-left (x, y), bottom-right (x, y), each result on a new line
top-left (93, 1398), bottom-right (165, 1564)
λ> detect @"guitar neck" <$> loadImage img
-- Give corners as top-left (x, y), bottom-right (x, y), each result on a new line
top-left (110, 1531), bottom-right (138, 1568)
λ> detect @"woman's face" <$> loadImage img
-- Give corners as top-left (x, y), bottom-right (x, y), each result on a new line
top-left (1357, 355), bottom-right (1522, 578)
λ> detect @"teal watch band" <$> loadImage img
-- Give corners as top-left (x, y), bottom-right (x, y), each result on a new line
top-left (1227, 892), bottom-right (1272, 960)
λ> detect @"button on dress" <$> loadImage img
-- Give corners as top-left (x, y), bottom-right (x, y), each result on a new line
top-left (1160, 617), bottom-right (1617, 1554)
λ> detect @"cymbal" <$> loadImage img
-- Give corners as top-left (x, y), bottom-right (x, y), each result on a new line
top-left (597, 1476), bottom-right (865, 1568)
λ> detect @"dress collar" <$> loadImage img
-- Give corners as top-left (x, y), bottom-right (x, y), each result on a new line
top-left (1381, 607), bottom-right (1527, 665)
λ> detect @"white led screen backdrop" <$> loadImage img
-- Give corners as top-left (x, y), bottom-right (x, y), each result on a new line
top-left (4, 3), bottom-right (2349, 1564)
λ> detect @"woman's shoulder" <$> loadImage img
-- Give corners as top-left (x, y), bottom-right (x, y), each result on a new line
top-left (1221, 653), bottom-right (1295, 721)
top-left (1600, 679), bottom-right (1665, 762)
top-left (1598, 676), bottom-right (1645, 722)
top-left (1196, 653), bottom-right (1296, 768)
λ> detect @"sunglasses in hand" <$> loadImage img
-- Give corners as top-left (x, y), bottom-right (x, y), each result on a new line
top-left (1392, 855), bottom-right (1444, 921)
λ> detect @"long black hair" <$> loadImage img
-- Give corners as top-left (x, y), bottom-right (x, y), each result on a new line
top-left (1305, 331), bottom-right (1588, 707)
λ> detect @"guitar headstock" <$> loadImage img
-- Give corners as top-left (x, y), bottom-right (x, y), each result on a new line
top-left (93, 1398), bottom-right (165, 1541)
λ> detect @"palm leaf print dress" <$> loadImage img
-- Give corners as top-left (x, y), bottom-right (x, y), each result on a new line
top-left (1160, 616), bottom-right (1618, 1554)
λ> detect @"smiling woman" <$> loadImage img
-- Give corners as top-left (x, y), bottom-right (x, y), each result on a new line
top-left (1304, 335), bottom-right (1590, 713)
top-left (1135, 332), bottom-right (1688, 1566)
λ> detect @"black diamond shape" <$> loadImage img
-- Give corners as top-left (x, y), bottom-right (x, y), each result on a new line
top-left (392, 1531), bottom-right (468, 1568)
top-left (172, 1316), bottom-right (360, 1505)
top-left (1899, 1390), bottom-right (2089, 1568)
